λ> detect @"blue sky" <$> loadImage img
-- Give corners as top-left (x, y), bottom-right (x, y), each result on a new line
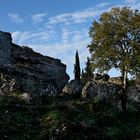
top-left (0, 0), bottom-right (140, 79)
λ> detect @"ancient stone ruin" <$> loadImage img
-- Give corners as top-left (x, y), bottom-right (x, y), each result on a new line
top-left (0, 31), bottom-right (69, 96)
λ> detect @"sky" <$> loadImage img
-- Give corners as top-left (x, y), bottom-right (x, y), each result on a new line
top-left (0, 0), bottom-right (140, 79)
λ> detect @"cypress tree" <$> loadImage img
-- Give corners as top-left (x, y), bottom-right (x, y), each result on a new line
top-left (85, 57), bottom-right (93, 79)
top-left (81, 57), bottom-right (93, 85)
top-left (74, 50), bottom-right (81, 81)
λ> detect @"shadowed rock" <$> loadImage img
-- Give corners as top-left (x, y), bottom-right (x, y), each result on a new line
top-left (62, 79), bottom-right (83, 96)
top-left (0, 31), bottom-right (69, 95)
top-left (81, 80), bottom-right (123, 108)
top-left (127, 85), bottom-right (140, 103)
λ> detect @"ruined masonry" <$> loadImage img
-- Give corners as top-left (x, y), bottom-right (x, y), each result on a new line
top-left (0, 31), bottom-right (69, 96)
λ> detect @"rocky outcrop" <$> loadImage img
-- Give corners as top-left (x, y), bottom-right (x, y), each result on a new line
top-left (0, 31), bottom-right (12, 66)
top-left (0, 31), bottom-right (69, 95)
top-left (62, 80), bottom-right (83, 96)
top-left (81, 80), bottom-right (123, 107)
top-left (81, 80), bottom-right (123, 99)
top-left (81, 79), bottom-right (140, 110)
top-left (127, 85), bottom-right (140, 103)
top-left (108, 77), bottom-right (123, 85)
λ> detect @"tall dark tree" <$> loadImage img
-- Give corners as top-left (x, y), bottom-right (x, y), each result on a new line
top-left (74, 50), bottom-right (81, 81)
top-left (88, 7), bottom-right (140, 89)
top-left (81, 57), bottom-right (93, 85)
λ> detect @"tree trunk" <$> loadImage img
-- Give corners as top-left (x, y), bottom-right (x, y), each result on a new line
top-left (123, 65), bottom-right (128, 89)
top-left (121, 65), bottom-right (128, 112)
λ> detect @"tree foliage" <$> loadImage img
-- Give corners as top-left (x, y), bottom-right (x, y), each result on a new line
top-left (74, 50), bottom-right (81, 81)
top-left (81, 57), bottom-right (93, 85)
top-left (88, 7), bottom-right (140, 87)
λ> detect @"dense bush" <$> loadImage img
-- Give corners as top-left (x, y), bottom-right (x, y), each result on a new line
top-left (0, 95), bottom-right (139, 140)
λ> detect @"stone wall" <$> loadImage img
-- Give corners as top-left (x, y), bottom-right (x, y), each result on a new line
top-left (0, 31), bottom-right (69, 95)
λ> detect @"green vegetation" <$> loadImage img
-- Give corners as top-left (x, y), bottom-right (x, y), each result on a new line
top-left (81, 57), bottom-right (93, 85)
top-left (74, 50), bottom-right (81, 81)
top-left (88, 7), bottom-right (140, 88)
top-left (0, 95), bottom-right (139, 140)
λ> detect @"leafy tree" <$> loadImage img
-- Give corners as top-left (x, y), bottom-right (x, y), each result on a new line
top-left (81, 69), bottom-right (86, 84)
top-left (88, 7), bottom-right (140, 89)
top-left (81, 57), bottom-right (93, 85)
top-left (74, 50), bottom-right (81, 81)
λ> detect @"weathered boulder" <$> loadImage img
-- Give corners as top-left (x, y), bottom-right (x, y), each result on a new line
top-left (0, 73), bottom-right (21, 94)
top-left (127, 85), bottom-right (140, 103)
top-left (81, 80), bottom-right (123, 107)
top-left (20, 93), bottom-right (31, 103)
top-left (0, 89), bottom-right (4, 95)
top-left (62, 80), bottom-right (83, 96)
top-left (0, 31), bottom-right (69, 96)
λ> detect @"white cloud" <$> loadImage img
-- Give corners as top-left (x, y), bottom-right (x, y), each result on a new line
top-left (129, 1), bottom-right (140, 9)
top-left (48, 2), bottom-right (109, 25)
top-left (12, 31), bottom-right (31, 44)
top-left (125, 0), bottom-right (138, 4)
top-left (12, 30), bottom-right (54, 45)
top-left (31, 13), bottom-right (47, 23)
top-left (48, 10), bottom-right (94, 25)
top-left (8, 13), bottom-right (24, 23)
top-left (61, 28), bottom-right (69, 44)
top-left (121, 0), bottom-right (140, 12)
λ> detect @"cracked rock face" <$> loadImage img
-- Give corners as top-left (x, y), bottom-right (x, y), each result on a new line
top-left (127, 85), bottom-right (140, 103)
top-left (0, 31), bottom-right (69, 95)
top-left (81, 80), bottom-right (123, 107)
top-left (0, 31), bottom-right (12, 66)
top-left (62, 79), bottom-right (83, 96)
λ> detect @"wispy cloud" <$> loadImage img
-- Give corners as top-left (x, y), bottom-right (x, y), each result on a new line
top-left (123, 0), bottom-right (140, 11)
top-left (8, 13), bottom-right (24, 23)
top-left (48, 9), bottom-right (98, 25)
top-left (31, 13), bottom-right (47, 23)
top-left (48, 2), bottom-right (109, 25)
top-left (125, 0), bottom-right (138, 4)
top-left (12, 30), bottom-right (53, 45)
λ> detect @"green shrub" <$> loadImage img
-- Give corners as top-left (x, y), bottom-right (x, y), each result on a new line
top-left (0, 95), bottom-right (139, 139)
top-left (40, 110), bottom-right (68, 139)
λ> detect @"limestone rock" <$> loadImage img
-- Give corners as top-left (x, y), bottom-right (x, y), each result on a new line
top-left (0, 73), bottom-right (21, 94)
top-left (108, 77), bottom-right (123, 85)
top-left (40, 84), bottom-right (58, 96)
top-left (62, 80), bottom-right (83, 96)
top-left (20, 93), bottom-right (32, 103)
top-left (0, 31), bottom-right (69, 95)
top-left (81, 80), bottom-right (123, 106)
top-left (0, 89), bottom-right (4, 95)
top-left (0, 31), bottom-right (12, 66)
top-left (127, 85), bottom-right (140, 103)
